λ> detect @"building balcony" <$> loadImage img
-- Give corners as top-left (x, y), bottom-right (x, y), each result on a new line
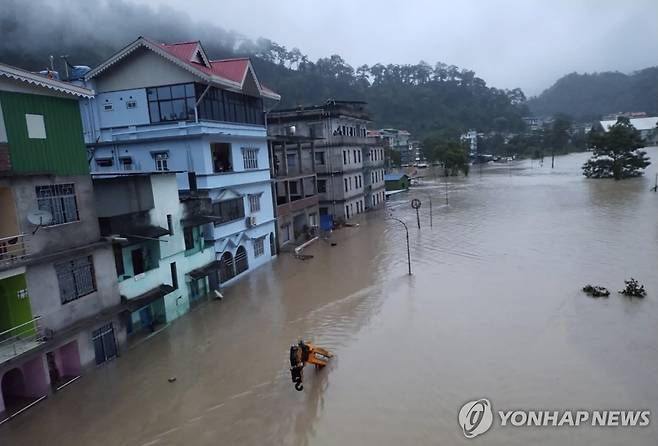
top-left (0, 234), bottom-right (30, 269)
top-left (317, 136), bottom-right (379, 147)
top-left (0, 316), bottom-right (45, 366)
top-left (276, 195), bottom-right (319, 217)
top-left (195, 169), bottom-right (271, 190)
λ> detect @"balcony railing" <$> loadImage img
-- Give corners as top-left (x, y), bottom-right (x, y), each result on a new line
top-left (0, 316), bottom-right (44, 365)
top-left (0, 234), bottom-right (29, 268)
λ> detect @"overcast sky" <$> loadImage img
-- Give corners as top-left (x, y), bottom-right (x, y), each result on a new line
top-left (136, 0), bottom-right (656, 96)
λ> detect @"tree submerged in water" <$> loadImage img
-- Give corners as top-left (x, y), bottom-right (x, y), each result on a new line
top-left (582, 117), bottom-right (650, 180)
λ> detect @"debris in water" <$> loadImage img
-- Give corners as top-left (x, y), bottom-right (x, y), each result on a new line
top-left (619, 278), bottom-right (646, 297)
top-left (330, 242), bottom-right (337, 246)
top-left (168, 377), bottom-right (177, 383)
top-left (582, 284), bottom-right (610, 297)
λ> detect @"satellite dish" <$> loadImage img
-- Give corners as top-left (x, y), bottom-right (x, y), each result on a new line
top-left (27, 209), bottom-right (53, 226)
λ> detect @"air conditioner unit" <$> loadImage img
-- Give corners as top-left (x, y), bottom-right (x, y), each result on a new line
top-left (246, 216), bottom-right (257, 227)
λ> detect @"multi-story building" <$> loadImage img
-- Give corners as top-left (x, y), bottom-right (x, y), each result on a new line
top-left (268, 135), bottom-right (319, 250)
top-left (0, 64), bottom-right (124, 420)
top-left (79, 37), bottom-right (279, 286)
top-left (268, 100), bottom-right (385, 222)
top-left (92, 172), bottom-right (217, 337)
top-left (376, 128), bottom-right (413, 166)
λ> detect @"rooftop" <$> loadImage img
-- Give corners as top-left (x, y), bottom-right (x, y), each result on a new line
top-left (0, 62), bottom-right (94, 98)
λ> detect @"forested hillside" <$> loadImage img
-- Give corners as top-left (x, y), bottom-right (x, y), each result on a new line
top-left (527, 68), bottom-right (658, 120)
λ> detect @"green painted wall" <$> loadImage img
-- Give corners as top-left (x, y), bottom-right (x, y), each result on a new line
top-left (0, 91), bottom-right (88, 175)
top-left (0, 273), bottom-right (33, 336)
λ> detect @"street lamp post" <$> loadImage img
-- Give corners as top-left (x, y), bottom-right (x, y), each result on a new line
top-left (388, 216), bottom-right (412, 275)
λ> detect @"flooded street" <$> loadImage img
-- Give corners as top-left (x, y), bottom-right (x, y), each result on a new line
top-left (3, 149), bottom-right (658, 446)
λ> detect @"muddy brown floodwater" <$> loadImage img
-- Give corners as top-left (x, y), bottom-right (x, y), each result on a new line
top-left (2, 149), bottom-right (658, 446)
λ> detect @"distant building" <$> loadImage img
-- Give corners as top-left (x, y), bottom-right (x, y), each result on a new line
top-left (384, 173), bottom-right (410, 191)
top-left (375, 129), bottom-right (413, 166)
top-left (599, 116), bottom-right (658, 145)
top-left (460, 130), bottom-right (479, 156)
top-left (268, 100), bottom-right (386, 222)
top-left (522, 116), bottom-right (541, 131)
top-left (79, 37), bottom-right (279, 288)
top-left (0, 63), bottom-right (123, 420)
top-left (267, 134), bottom-right (320, 250)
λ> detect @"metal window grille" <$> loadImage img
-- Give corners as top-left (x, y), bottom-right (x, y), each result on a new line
top-left (36, 184), bottom-right (79, 225)
top-left (242, 148), bottom-right (259, 170)
top-left (235, 246), bottom-right (248, 274)
top-left (154, 153), bottom-right (169, 171)
top-left (55, 256), bottom-right (96, 304)
top-left (254, 237), bottom-right (265, 257)
top-left (248, 194), bottom-right (261, 213)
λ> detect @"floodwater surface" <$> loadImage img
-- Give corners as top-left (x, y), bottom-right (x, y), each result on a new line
top-left (2, 149), bottom-right (658, 446)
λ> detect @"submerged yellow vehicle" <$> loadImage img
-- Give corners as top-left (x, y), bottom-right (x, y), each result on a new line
top-left (289, 340), bottom-right (334, 391)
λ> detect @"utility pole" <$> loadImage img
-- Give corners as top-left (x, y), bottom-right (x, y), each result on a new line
top-left (389, 216), bottom-right (411, 275)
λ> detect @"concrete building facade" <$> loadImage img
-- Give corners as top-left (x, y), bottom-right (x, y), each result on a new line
top-left (0, 64), bottom-right (124, 421)
top-left (268, 100), bottom-right (385, 222)
top-left (79, 37), bottom-right (280, 286)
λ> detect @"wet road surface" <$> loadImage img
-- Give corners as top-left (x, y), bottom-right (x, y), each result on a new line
top-left (2, 149), bottom-right (658, 445)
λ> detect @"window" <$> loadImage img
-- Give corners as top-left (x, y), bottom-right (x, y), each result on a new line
top-left (317, 179), bottom-right (327, 193)
top-left (353, 150), bottom-right (357, 163)
top-left (212, 198), bottom-right (245, 225)
top-left (343, 151), bottom-right (347, 165)
top-left (358, 150), bottom-right (361, 163)
top-left (281, 223), bottom-right (291, 242)
top-left (96, 158), bottom-right (113, 167)
top-left (184, 226), bottom-right (195, 251)
top-left (113, 244), bottom-right (124, 277)
top-left (147, 83), bottom-right (195, 123)
top-left (166, 214), bottom-right (174, 235)
top-left (93, 323), bottom-right (117, 365)
top-left (119, 157), bottom-right (133, 170)
top-left (254, 237), bottom-right (265, 257)
top-left (25, 114), bottom-right (46, 139)
top-left (196, 86), bottom-right (264, 125)
top-left (235, 246), bottom-right (248, 274)
top-left (314, 151), bottom-right (325, 165)
top-left (345, 205), bottom-right (350, 219)
top-left (344, 178), bottom-right (348, 192)
top-left (170, 262), bottom-right (178, 289)
top-left (36, 183), bottom-right (79, 225)
top-left (103, 103), bottom-right (113, 112)
top-left (289, 181), bottom-right (299, 195)
top-left (211, 143), bottom-right (232, 172)
top-left (248, 194), bottom-right (261, 213)
top-left (153, 152), bottom-right (169, 171)
top-left (286, 153), bottom-right (297, 168)
top-left (56, 256), bottom-right (96, 304)
top-left (243, 148), bottom-right (259, 170)
top-left (126, 99), bottom-right (137, 109)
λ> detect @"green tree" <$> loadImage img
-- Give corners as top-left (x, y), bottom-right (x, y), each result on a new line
top-left (582, 117), bottom-right (650, 180)
top-left (422, 137), bottom-right (470, 176)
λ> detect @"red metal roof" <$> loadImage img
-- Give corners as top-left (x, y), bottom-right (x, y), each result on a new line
top-left (210, 58), bottom-right (250, 84)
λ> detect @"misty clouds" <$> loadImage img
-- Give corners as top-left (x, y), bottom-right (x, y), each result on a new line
top-left (1, 0), bottom-right (657, 96)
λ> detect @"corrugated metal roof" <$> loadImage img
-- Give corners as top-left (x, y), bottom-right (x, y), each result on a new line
top-left (384, 173), bottom-right (408, 181)
top-left (600, 117), bottom-right (658, 132)
top-left (86, 37), bottom-right (280, 100)
top-left (0, 62), bottom-right (94, 98)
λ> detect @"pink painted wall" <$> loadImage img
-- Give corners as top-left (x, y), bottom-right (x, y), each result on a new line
top-left (56, 341), bottom-right (81, 377)
top-left (20, 356), bottom-right (49, 398)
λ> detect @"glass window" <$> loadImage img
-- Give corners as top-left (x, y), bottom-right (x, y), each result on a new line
top-left (171, 84), bottom-right (186, 99)
top-left (156, 86), bottom-right (172, 100)
top-left (254, 237), bottom-right (265, 257)
top-left (212, 198), bottom-right (245, 225)
top-left (159, 101), bottom-right (174, 121)
top-left (248, 194), bottom-right (261, 213)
